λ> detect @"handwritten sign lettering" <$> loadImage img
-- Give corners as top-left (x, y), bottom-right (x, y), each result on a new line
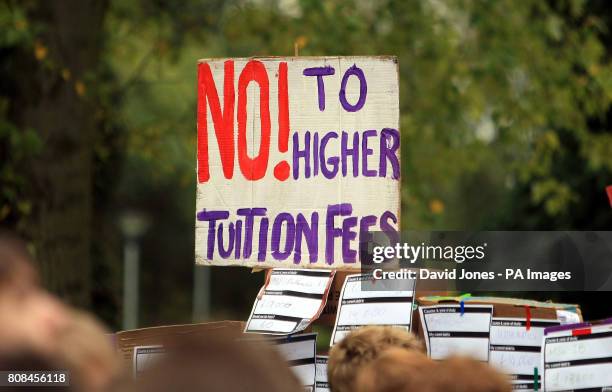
top-left (331, 274), bottom-right (415, 345)
top-left (245, 269), bottom-right (334, 334)
top-left (489, 318), bottom-right (559, 391)
top-left (195, 57), bottom-right (400, 268)
top-left (419, 305), bottom-right (493, 361)
top-left (542, 324), bottom-right (612, 391)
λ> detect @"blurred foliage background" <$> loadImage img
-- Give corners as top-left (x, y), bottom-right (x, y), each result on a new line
top-left (1, 0), bottom-right (611, 330)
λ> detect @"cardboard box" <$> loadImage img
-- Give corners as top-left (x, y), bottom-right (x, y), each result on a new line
top-left (115, 321), bottom-right (245, 374)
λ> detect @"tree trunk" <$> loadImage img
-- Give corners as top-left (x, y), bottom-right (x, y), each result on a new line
top-left (10, 0), bottom-right (108, 307)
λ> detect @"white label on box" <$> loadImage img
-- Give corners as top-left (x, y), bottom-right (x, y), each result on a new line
top-left (555, 310), bottom-right (581, 325)
top-left (133, 345), bottom-right (165, 378)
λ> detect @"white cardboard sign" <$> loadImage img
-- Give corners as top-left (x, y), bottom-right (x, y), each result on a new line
top-left (195, 57), bottom-right (400, 269)
top-left (542, 323), bottom-right (612, 392)
top-left (245, 269), bottom-right (334, 334)
top-left (489, 317), bottom-right (559, 391)
top-left (330, 274), bottom-right (415, 346)
top-left (270, 333), bottom-right (318, 390)
top-left (315, 356), bottom-right (330, 392)
top-left (419, 304), bottom-right (493, 361)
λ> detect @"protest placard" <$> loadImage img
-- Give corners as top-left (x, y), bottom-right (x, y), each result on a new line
top-left (195, 56), bottom-right (400, 269)
top-left (489, 317), bottom-right (559, 391)
top-left (316, 270), bottom-right (448, 326)
top-left (542, 322), bottom-right (612, 392)
top-left (315, 356), bottom-right (330, 392)
top-left (419, 304), bottom-right (493, 361)
top-left (330, 274), bottom-right (415, 346)
top-left (269, 333), bottom-right (318, 391)
top-left (245, 268), bottom-right (335, 334)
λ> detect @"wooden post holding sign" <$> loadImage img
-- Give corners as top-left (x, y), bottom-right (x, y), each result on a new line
top-left (195, 56), bottom-right (400, 269)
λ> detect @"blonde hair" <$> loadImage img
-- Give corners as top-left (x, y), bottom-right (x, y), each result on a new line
top-left (356, 348), bottom-right (437, 392)
top-left (432, 356), bottom-right (512, 392)
top-left (328, 326), bottom-right (424, 392)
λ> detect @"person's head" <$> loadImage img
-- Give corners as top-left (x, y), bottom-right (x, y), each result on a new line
top-left (55, 310), bottom-right (123, 392)
top-left (0, 348), bottom-right (81, 392)
top-left (355, 348), bottom-right (437, 392)
top-left (432, 356), bottom-right (512, 392)
top-left (328, 326), bottom-right (424, 392)
top-left (135, 334), bottom-right (303, 392)
top-left (0, 230), bottom-right (70, 354)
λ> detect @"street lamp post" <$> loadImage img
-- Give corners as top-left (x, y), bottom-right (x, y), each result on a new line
top-left (192, 265), bottom-right (211, 322)
top-left (119, 210), bottom-right (150, 331)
